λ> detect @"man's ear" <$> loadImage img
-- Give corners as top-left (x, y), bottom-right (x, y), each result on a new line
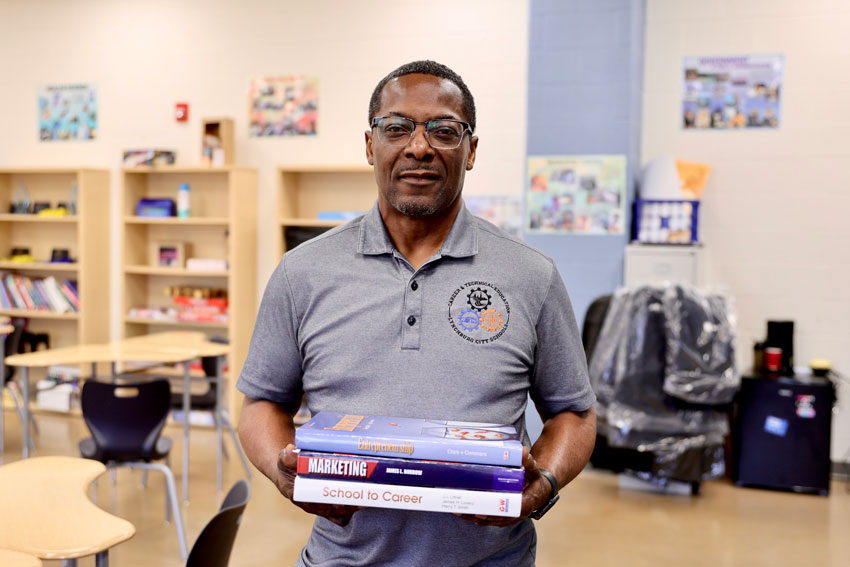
top-left (466, 136), bottom-right (479, 171)
top-left (365, 131), bottom-right (374, 165)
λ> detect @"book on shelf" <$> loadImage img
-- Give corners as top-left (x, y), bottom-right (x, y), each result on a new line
top-left (13, 276), bottom-right (35, 310)
top-left (293, 476), bottom-right (521, 517)
top-left (297, 450), bottom-right (524, 492)
top-left (295, 412), bottom-right (524, 467)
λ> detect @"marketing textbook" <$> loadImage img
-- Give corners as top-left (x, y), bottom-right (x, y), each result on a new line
top-left (295, 412), bottom-right (524, 467)
top-left (297, 451), bottom-right (524, 492)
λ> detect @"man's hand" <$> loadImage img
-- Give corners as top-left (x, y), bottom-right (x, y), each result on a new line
top-left (454, 446), bottom-right (551, 527)
top-left (238, 399), bottom-right (363, 527)
top-left (274, 443), bottom-right (364, 527)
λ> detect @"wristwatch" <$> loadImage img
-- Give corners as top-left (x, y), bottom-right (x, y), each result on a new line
top-left (529, 468), bottom-right (559, 520)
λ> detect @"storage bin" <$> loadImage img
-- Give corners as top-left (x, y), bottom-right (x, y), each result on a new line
top-left (633, 199), bottom-right (700, 244)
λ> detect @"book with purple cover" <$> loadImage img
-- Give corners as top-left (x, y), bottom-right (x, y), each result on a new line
top-left (295, 412), bottom-right (524, 467)
top-left (294, 476), bottom-right (521, 517)
top-left (297, 451), bottom-right (524, 492)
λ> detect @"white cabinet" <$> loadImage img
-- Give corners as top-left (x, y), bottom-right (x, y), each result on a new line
top-left (624, 244), bottom-right (702, 286)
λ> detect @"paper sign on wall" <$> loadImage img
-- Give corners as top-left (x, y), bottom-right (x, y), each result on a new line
top-left (249, 76), bottom-right (318, 137)
top-left (682, 54), bottom-right (783, 130)
top-left (37, 83), bottom-right (98, 141)
top-left (526, 155), bottom-right (626, 235)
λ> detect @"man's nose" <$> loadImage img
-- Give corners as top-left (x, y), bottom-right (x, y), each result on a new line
top-left (404, 125), bottom-right (435, 159)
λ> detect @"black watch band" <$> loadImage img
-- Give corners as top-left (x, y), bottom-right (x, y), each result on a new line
top-left (529, 468), bottom-right (559, 520)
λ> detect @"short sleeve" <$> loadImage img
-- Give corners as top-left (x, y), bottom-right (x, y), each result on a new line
top-left (236, 256), bottom-right (304, 404)
top-left (530, 263), bottom-right (596, 418)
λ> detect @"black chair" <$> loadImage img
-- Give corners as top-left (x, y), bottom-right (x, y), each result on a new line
top-left (1, 317), bottom-right (38, 454)
top-left (78, 378), bottom-right (188, 559)
top-left (186, 478), bottom-right (251, 567)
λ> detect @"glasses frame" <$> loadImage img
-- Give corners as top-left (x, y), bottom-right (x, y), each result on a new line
top-left (370, 116), bottom-right (472, 150)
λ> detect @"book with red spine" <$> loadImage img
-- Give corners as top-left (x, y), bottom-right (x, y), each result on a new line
top-left (297, 451), bottom-right (524, 492)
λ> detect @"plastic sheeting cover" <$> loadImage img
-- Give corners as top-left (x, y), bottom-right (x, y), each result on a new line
top-left (587, 284), bottom-right (738, 479)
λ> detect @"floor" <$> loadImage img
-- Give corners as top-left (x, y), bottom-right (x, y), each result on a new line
top-left (2, 411), bottom-right (848, 567)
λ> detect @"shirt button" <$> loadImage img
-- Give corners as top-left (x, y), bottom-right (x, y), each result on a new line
top-left (407, 316), bottom-right (416, 326)
top-left (410, 281), bottom-right (418, 291)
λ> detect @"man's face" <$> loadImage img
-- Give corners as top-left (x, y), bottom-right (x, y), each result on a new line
top-left (366, 74), bottom-right (478, 218)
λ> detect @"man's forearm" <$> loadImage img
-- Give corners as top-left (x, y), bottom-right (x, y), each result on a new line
top-left (238, 397), bottom-right (298, 482)
top-left (531, 407), bottom-right (597, 489)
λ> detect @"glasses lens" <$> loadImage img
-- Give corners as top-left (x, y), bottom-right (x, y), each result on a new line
top-left (376, 117), bottom-right (414, 145)
top-left (426, 120), bottom-right (465, 149)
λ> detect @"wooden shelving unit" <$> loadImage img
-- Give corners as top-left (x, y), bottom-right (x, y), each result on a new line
top-left (121, 166), bottom-right (257, 416)
top-left (0, 168), bottom-right (110, 350)
top-left (277, 165), bottom-right (376, 257)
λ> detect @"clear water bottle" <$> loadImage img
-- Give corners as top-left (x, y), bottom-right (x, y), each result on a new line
top-left (177, 183), bottom-right (190, 218)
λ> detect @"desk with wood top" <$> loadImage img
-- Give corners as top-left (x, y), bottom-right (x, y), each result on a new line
top-left (0, 456), bottom-right (135, 567)
top-left (4, 331), bottom-right (237, 500)
top-left (0, 549), bottom-right (41, 567)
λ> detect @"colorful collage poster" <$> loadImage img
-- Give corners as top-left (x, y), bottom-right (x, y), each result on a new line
top-left (526, 155), bottom-right (626, 235)
top-left (37, 83), bottom-right (98, 141)
top-left (464, 195), bottom-right (523, 238)
top-left (249, 76), bottom-right (318, 136)
top-left (682, 54), bottom-right (783, 130)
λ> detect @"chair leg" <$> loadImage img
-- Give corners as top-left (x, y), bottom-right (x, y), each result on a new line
top-left (0, 386), bottom-right (5, 457)
top-left (121, 462), bottom-right (188, 560)
top-left (141, 469), bottom-right (148, 487)
top-left (221, 411), bottom-right (254, 479)
top-left (212, 411), bottom-right (231, 461)
top-left (9, 387), bottom-right (36, 450)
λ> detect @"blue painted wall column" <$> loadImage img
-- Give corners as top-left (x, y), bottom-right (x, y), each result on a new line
top-left (525, 0), bottom-right (645, 439)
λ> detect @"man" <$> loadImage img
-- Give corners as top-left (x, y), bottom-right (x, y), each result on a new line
top-left (237, 60), bottom-right (596, 566)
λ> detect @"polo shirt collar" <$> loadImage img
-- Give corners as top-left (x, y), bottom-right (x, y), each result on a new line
top-left (357, 200), bottom-right (479, 258)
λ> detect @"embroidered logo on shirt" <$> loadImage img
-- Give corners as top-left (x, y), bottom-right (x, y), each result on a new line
top-left (467, 288), bottom-right (492, 311)
top-left (479, 309), bottom-right (503, 332)
top-left (448, 282), bottom-right (510, 344)
top-left (457, 309), bottom-right (481, 332)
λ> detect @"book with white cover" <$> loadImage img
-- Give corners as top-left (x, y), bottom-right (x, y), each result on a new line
top-left (293, 476), bottom-right (521, 517)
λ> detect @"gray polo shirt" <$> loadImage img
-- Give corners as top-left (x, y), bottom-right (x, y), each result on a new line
top-left (238, 202), bottom-right (595, 567)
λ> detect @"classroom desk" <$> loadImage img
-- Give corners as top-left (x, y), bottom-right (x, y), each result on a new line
top-left (0, 456), bottom-right (135, 567)
top-left (0, 549), bottom-right (42, 567)
top-left (120, 331), bottom-right (252, 491)
top-left (4, 332), bottom-right (234, 500)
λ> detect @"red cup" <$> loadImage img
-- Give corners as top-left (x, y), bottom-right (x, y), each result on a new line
top-left (765, 347), bottom-right (782, 372)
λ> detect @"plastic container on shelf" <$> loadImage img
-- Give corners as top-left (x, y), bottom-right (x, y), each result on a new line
top-left (633, 199), bottom-right (700, 244)
top-left (177, 183), bottom-right (190, 218)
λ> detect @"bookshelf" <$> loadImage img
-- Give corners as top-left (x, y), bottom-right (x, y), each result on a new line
top-left (277, 165), bottom-right (375, 257)
top-left (121, 166), bottom-right (257, 417)
top-left (0, 168), bottom-right (110, 349)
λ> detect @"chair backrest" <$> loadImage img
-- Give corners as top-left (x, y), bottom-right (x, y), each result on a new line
top-left (3, 318), bottom-right (27, 384)
top-left (186, 478), bottom-right (251, 567)
top-left (581, 294), bottom-right (612, 362)
top-left (81, 379), bottom-right (171, 461)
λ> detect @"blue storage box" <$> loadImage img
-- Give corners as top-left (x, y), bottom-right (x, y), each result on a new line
top-left (633, 199), bottom-right (700, 244)
top-left (136, 198), bottom-right (176, 217)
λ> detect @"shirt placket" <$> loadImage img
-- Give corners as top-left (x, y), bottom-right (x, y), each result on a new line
top-left (401, 268), bottom-right (424, 350)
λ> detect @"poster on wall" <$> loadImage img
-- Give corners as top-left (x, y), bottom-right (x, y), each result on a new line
top-left (682, 54), bottom-right (783, 130)
top-left (37, 83), bottom-right (98, 141)
top-left (248, 76), bottom-right (318, 136)
top-left (465, 195), bottom-right (523, 238)
top-left (526, 155), bottom-right (626, 235)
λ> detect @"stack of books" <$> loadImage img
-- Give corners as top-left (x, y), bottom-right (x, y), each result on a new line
top-left (293, 412), bottom-right (525, 517)
top-left (0, 273), bottom-right (79, 313)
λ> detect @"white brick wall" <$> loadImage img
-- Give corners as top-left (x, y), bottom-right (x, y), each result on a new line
top-left (642, 0), bottom-right (850, 459)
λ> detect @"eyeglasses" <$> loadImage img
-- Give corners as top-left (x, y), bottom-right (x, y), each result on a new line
top-left (371, 116), bottom-right (471, 150)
